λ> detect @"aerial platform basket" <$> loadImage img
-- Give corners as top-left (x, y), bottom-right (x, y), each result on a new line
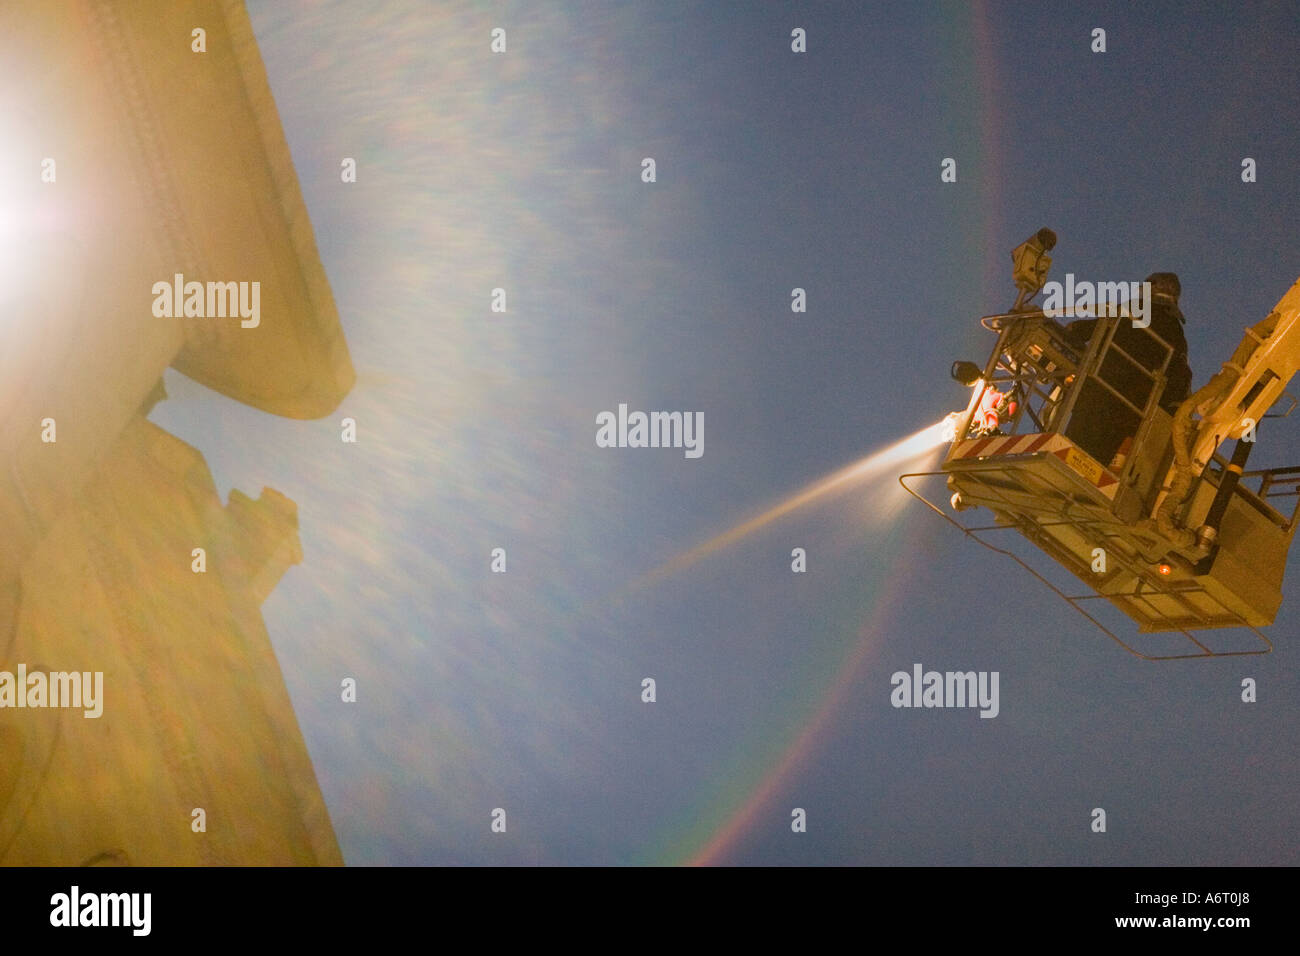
top-left (901, 262), bottom-right (1300, 660)
top-left (901, 446), bottom-right (1287, 660)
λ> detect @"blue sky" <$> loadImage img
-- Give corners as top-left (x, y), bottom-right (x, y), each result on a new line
top-left (152, 0), bottom-right (1300, 864)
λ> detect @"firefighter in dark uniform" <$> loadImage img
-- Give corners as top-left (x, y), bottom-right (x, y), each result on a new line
top-left (1060, 272), bottom-right (1192, 467)
top-left (1124, 272), bottom-right (1191, 411)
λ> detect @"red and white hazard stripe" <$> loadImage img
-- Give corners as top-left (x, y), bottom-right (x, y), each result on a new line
top-left (951, 432), bottom-right (1057, 460)
top-left (948, 432), bottom-right (1119, 493)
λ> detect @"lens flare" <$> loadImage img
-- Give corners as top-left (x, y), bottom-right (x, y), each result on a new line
top-left (638, 418), bottom-right (951, 587)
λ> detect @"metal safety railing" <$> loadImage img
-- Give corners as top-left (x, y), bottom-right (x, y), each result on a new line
top-left (957, 308), bottom-right (1175, 455)
top-left (898, 469), bottom-right (1274, 660)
